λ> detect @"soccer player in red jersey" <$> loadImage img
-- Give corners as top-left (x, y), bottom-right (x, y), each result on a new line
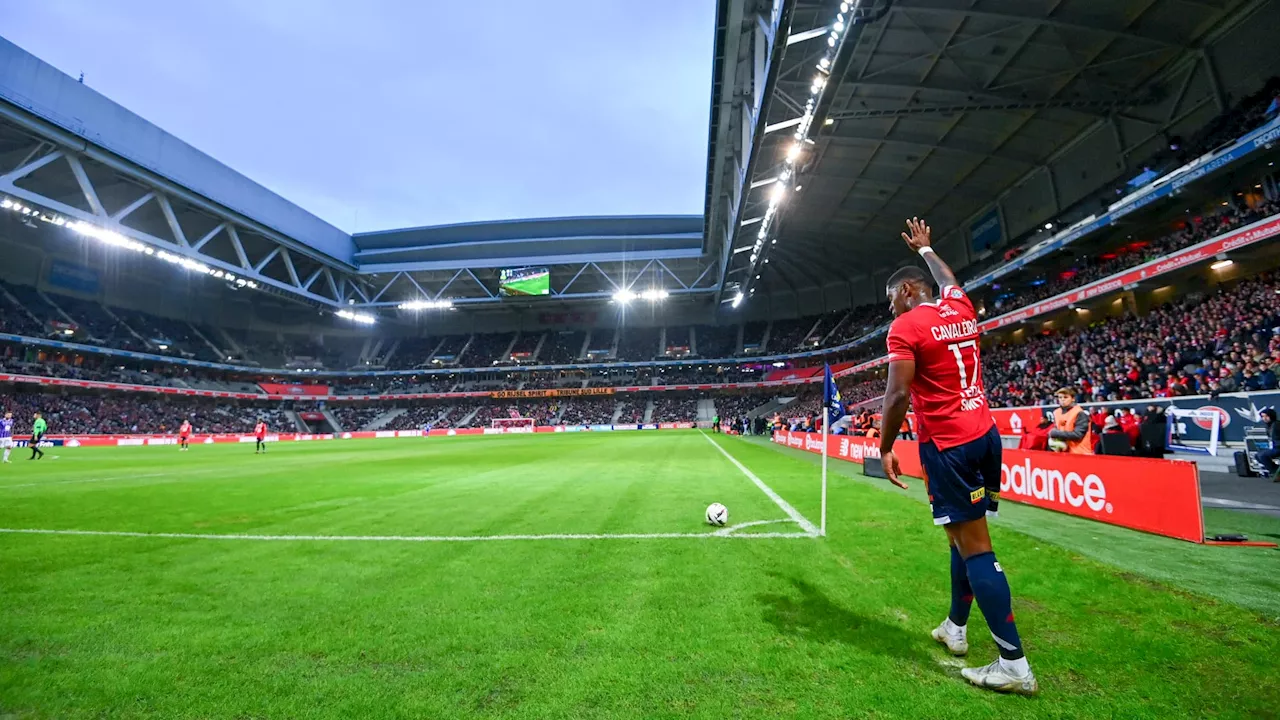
top-left (254, 419), bottom-right (267, 455)
top-left (178, 419), bottom-right (192, 452)
top-left (879, 218), bottom-right (1037, 695)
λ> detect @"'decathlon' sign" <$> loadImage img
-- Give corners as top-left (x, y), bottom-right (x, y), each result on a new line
top-left (490, 388), bottom-right (616, 399)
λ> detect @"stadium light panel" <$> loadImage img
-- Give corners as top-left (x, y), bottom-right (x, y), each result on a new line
top-left (1211, 259), bottom-right (1234, 270)
top-left (336, 309), bottom-right (376, 325)
top-left (731, 292), bottom-right (744, 308)
top-left (399, 299), bottom-right (453, 310)
top-left (770, 183), bottom-right (787, 205)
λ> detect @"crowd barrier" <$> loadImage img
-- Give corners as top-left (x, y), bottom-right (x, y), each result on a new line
top-left (987, 389), bottom-right (1280, 444)
top-left (771, 429), bottom-right (1205, 543)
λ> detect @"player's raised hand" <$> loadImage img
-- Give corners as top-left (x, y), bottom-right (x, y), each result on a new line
top-left (901, 217), bottom-right (932, 252)
top-left (881, 449), bottom-right (909, 489)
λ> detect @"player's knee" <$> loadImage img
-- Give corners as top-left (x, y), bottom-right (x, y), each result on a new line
top-left (946, 520), bottom-right (993, 558)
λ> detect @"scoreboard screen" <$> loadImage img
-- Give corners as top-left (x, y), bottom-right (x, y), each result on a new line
top-left (499, 267), bottom-right (550, 297)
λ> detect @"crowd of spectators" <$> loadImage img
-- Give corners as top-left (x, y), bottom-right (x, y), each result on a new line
top-left (981, 273), bottom-right (1280, 407)
top-left (558, 398), bottom-right (616, 426)
top-left (0, 393), bottom-right (293, 435)
top-left (694, 324), bottom-right (738, 358)
top-left (467, 401), bottom-right (559, 427)
top-left (713, 394), bottom-right (762, 421)
top-left (615, 327), bottom-right (659, 361)
top-left (651, 397), bottom-right (699, 423)
top-left (330, 405), bottom-right (385, 432)
top-left (615, 398), bottom-right (645, 424)
top-left (983, 194), bottom-right (1280, 318)
top-left (383, 405), bottom-right (448, 431)
top-left (467, 332), bottom-right (515, 365)
top-left (541, 331), bottom-right (585, 364)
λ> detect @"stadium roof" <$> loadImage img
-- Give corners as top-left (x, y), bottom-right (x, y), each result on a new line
top-left (712, 0), bottom-right (1271, 308)
top-left (0, 36), bottom-right (720, 310)
top-left (3, 0), bottom-right (1274, 318)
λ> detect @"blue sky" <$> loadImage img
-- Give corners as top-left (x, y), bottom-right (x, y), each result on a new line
top-left (3, 0), bottom-right (715, 233)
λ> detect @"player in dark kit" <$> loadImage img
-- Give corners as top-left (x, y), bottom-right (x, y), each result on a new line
top-left (878, 218), bottom-right (1037, 695)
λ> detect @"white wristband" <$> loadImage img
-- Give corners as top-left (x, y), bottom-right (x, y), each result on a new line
top-left (917, 246), bottom-right (936, 258)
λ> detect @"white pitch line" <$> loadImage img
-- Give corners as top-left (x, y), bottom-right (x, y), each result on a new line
top-left (0, 472), bottom-right (170, 490)
top-left (700, 431), bottom-right (820, 535)
top-left (0, 526), bottom-right (816, 543)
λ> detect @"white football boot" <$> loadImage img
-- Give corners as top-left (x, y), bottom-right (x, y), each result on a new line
top-left (960, 658), bottom-right (1039, 695)
top-left (931, 620), bottom-right (968, 656)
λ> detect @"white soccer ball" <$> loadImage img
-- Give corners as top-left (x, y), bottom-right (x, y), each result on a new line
top-left (705, 503), bottom-right (728, 527)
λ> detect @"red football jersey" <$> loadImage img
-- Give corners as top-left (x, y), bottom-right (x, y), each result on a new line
top-left (179, 421), bottom-right (191, 435)
top-left (886, 284), bottom-right (995, 450)
top-left (254, 422), bottom-right (267, 436)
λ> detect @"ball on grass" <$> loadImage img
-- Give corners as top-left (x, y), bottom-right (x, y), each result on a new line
top-left (705, 503), bottom-right (728, 527)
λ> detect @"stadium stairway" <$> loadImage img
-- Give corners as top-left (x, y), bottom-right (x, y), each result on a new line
top-left (38, 290), bottom-right (78, 328)
top-left (216, 328), bottom-right (246, 359)
top-left (363, 408), bottom-right (406, 431)
top-left (748, 397), bottom-right (790, 419)
top-left (100, 305), bottom-right (151, 349)
top-left (643, 400), bottom-right (655, 424)
top-left (696, 398), bottom-right (716, 423)
top-left (456, 405), bottom-right (482, 428)
top-left (283, 410), bottom-right (306, 433)
top-left (187, 323), bottom-right (226, 360)
top-left (319, 409), bottom-right (342, 434)
top-left (0, 284), bottom-right (42, 329)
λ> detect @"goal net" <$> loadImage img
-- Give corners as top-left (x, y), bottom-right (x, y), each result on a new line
top-left (491, 417), bottom-right (536, 433)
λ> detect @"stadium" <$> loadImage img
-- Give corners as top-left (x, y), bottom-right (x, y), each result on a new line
top-left (3, 0), bottom-right (1280, 715)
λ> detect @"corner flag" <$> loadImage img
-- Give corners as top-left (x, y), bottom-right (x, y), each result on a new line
top-left (823, 363), bottom-right (845, 427)
top-left (819, 363), bottom-right (843, 537)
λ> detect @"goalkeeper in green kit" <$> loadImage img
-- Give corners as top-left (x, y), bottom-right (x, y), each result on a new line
top-left (29, 412), bottom-right (46, 460)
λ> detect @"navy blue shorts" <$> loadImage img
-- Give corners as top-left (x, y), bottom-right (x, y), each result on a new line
top-left (920, 425), bottom-right (1002, 526)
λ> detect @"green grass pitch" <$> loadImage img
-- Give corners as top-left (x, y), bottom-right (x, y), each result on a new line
top-left (1, 431), bottom-right (1278, 719)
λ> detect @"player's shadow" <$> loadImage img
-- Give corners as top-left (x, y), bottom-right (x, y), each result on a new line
top-left (756, 576), bottom-right (939, 672)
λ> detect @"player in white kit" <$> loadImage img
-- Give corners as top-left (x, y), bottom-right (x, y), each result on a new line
top-left (0, 411), bottom-right (14, 463)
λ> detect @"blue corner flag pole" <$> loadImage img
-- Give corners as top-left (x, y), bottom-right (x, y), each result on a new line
top-left (821, 363), bottom-right (842, 537)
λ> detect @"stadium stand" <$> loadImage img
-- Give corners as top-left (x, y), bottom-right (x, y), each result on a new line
top-left (615, 327), bottom-right (659, 361)
top-left (330, 405), bottom-right (384, 432)
top-left (541, 331), bottom-right (585, 364)
top-left (693, 324), bottom-right (738, 358)
top-left (467, 332), bottom-right (515, 366)
top-left (558, 397), bottom-right (618, 425)
top-left (651, 396), bottom-right (699, 423)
